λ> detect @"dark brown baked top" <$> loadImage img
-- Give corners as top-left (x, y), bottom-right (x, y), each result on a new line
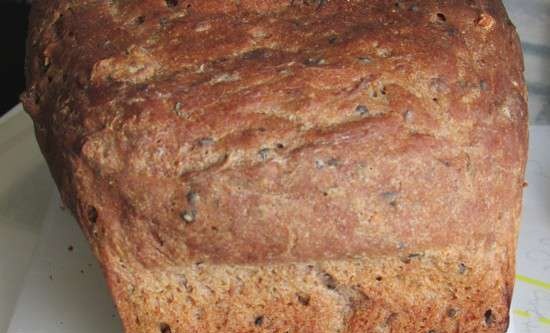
top-left (23, 0), bottom-right (527, 266)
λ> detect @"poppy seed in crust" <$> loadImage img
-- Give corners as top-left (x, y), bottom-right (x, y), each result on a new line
top-left (254, 315), bottom-right (264, 326)
top-left (159, 323), bottom-right (172, 333)
top-left (180, 210), bottom-right (196, 223)
top-left (135, 16), bottom-right (145, 25)
top-left (404, 110), bottom-right (413, 122)
top-left (165, 0), bottom-right (178, 7)
top-left (321, 272), bottom-right (337, 289)
top-left (315, 159), bottom-right (325, 169)
top-left (187, 191), bottom-right (199, 204)
top-left (297, 293), bottom-right (311, 306)
top-left (484, 309), bottom-right (495, 326)
top-left (357, 56), bottom-right (372, 64)
top-left (87, 206), bottom-right (98, 224)
top-left (326, 158), bottom-right (339, 167)
top-left (480, 80), bottom-right (488, 91)
top-left (304, 57), bottom-right (326, 66)
top-left (447, 308), bottom-right (458, 318)
top-left (355, 104), bottom-right (368, 116)
top-left (198, 137), bottom-right (214, 146)
top-left (258, 148), bottom-right (271, 160)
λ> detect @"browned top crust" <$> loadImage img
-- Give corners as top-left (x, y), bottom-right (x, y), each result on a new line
top-left (23, 0), bottom-right (527, 266)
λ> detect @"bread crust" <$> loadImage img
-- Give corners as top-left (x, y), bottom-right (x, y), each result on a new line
top-left (23, 1), bottom-right (527, 332)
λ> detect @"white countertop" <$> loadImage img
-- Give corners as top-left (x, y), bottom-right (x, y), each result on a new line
top-left (0, 106), bottom-right (123, 333)
top-left (503, 0), bottom-right (550, 126)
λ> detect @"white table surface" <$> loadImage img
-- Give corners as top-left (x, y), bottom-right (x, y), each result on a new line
top-left (0, 106), bottom-right (123, 333)
top-left (1, 1), bottom-right (550, 332)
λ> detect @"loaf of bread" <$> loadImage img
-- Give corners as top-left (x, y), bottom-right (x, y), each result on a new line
top-left (22, 1), bottom-right (528, 332)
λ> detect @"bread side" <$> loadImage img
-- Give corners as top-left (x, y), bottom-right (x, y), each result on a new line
top-left (104, 245), bottom-right (513, 333)
top-left (23, 1), bottom-right (527, 332)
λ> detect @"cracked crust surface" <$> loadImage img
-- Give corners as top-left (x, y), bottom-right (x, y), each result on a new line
top-left (23, 0), bottom-right (527, 332)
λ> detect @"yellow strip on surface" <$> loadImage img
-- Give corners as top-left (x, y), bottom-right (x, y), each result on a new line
top-left (512, 309), bottom-right (532, 318)
top-left (516, 274), bottom-right (550, 291)
top-left (538, 317), bottom-right (550, 325)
